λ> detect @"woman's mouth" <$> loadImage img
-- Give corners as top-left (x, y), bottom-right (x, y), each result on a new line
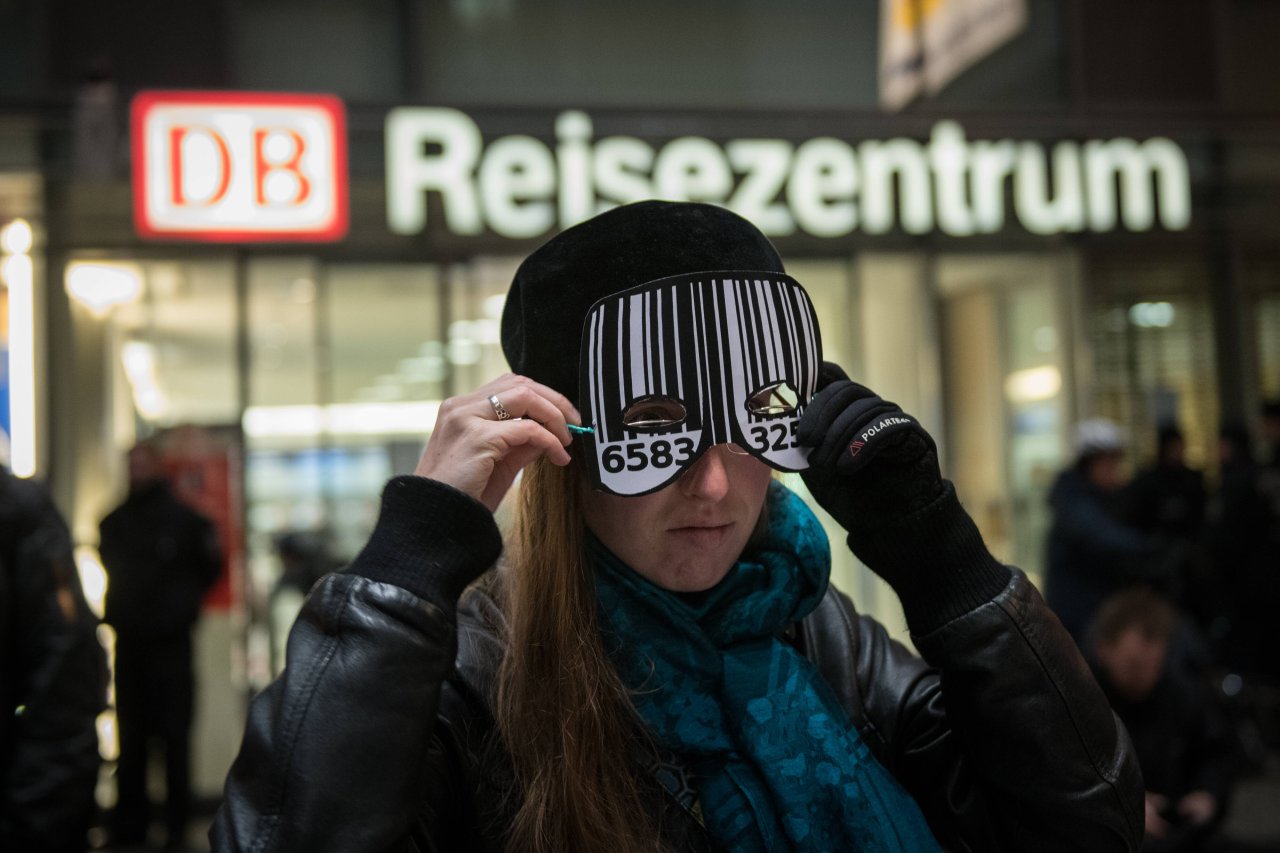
top-left (668, 522), bottom-right (734, 549)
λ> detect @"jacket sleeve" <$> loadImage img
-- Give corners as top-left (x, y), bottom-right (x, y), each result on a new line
top-left (2, 488), bottom-right (106, 853)
top-left (863, 573), bottom-right (1145, 851)
top-left (210, 477), bottom-right (503, 853)
top-left (840, 487), bottom-right (1145, 851)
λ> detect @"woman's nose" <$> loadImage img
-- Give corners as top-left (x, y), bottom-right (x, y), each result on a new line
top-left (678, 445), bottom-right (733, 501)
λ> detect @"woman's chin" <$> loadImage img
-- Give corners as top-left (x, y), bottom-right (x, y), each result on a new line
top-left (647, 558), bottom-right (736, 593)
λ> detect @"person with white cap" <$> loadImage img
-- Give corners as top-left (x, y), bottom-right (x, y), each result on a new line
top-left (1045, 418), bottom-right (1161, 646)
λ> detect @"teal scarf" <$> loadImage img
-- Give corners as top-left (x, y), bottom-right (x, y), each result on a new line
top-left (592, 481), bottom-right (940, 852)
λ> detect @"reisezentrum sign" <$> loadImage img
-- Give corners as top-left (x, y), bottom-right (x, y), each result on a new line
top-left (386, 109), bottom-right (1191, 240)
top-left (130, 93), bottom-right (1194, 243)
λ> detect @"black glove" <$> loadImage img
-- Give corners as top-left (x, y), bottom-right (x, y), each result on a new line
top-left (796, 362), bottom-right (946, 532)
top-left (796, 363), bottom-right (1009, 633)
top-left (796, 363), bottom-right (1011, 633)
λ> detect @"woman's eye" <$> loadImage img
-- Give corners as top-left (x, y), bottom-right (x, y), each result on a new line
top-left (746, 381), bottom-right (798, 416)
top-left (622, 395), bottom-right (687, 430)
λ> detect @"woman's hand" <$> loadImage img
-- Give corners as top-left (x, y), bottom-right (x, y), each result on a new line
top-left (1144, 792), bottom-right (1170, 839)
top-left (795, 362), bottom-right (944, 531)
top-left (414, 374), bottom-right (580, 512)
top-left (1176, 790), bottom-right (1217, 826)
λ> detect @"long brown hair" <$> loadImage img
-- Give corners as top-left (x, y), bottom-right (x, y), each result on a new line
top-left (493, 457), bottom-right (664, 853)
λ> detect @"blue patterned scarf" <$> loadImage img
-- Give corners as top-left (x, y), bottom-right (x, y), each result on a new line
top-left (592, 481), bottom-right (940, 852)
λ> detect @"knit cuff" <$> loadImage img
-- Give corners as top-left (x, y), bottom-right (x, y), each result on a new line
top-left (346, 476), bottom-right (503, 614)
top-left (845, 481), bottom-right (1012, 636)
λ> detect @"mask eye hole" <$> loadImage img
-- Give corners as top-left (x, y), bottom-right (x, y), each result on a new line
top-left (746, 380), bottom-right (799, 416)
top-left (622, 395), bottom-right (687, 431)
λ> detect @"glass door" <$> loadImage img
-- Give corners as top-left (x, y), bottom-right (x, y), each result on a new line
top-left (241, 257), bottom-right (520, 677)
top-left (938, 253), bottom-right (1080, 584)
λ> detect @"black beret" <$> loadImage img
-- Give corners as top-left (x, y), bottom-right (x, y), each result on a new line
top-left (501, 200), bottom-right (784, 404)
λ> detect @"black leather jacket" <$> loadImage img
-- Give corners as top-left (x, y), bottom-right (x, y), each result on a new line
top-left (1, 471), bottom-right (106, 853)
top-left (212, 479), bottom-right (1144, 852)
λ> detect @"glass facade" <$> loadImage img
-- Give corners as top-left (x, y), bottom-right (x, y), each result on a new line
top-left (77, 254), bottom-right (516, 679)
top-left (58, 229), bottom-right (1280, 662)
top-left (48, 231), bottom-right (1278, 798)
top-left (1245, 253), bottom-right (1280, 402)
top-left (938, 252), bottom-right (1078, 584)
top-left (1086, 252), bottom-right (1221, 468)
top-left (70, 242), bottom-right (1233, 652)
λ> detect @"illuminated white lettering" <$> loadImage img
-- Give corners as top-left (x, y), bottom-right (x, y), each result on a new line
top-left (726, 139), bottom-right (795, 235)
top-left (1015, 141), bottom-right (1086, 235)
top-left (382, 111), bottom-right (1194, 240)
top-left (653, 137), bottom-right (733, 202)
top-left (970, 140), bottom-right (1017, 233)
top-left (477, 135), bottom-right (555, 238)
top-left (556, 111), bottom-right (594, 228)
top-left (592, 136), bottom-right (655, 211)
top-left (929, 121), bottom-right (976, 237)
top-left (1084, 138), bottom-right (1191, 232)
top-left (386, 107), bottom-right (483, 235)
top-left (859, 137), bottom-right (932, 235)
top-left (787, 137), bottom-right (858, 237)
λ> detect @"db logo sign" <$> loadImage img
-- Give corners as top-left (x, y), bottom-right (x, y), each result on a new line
top-left (132, 91), bottom-right (348, 242)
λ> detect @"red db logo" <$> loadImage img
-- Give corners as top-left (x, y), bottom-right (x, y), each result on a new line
top-left (132, 91), bottom-right (348, 242)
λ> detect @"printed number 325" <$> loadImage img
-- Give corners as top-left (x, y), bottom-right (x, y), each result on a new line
top-left (749, 422), bottom-right (797, 452)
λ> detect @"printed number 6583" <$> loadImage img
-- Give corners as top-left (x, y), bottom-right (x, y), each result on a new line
top-left (601, 437), bottom-right (696, 473)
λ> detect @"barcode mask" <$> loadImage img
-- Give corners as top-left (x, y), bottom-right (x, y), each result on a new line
top-left (579, 271), bottom-right (822, 496)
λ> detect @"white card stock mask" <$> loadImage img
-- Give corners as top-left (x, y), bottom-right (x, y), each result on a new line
top-left (578, 272), bottom-right (822, 496)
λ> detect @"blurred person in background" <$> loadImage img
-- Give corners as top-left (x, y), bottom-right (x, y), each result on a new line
top-left (1256, 401), bottom-right (1280, 671)
top-left (1260, 399), bottom-right (1280, 469)
top-left (267, 530), bottom-right (336, 674)
top-left (1207, 425), bottom-right (1278, 687)
top-left (213, 201), bottom-right (1142, 852)
top-left (1091, 587), bottom-right (1238, 853)
top-left (1127, 426), bottom-right (1206, 553)
top-left (1126, 426), bottom-right (1211, 663)
top-left (1, 465), bottom-right (106, 853)
top-left (1045, 418), bottom-right (1163, 646)
top-left (99, 441), bottom-right (221, 851)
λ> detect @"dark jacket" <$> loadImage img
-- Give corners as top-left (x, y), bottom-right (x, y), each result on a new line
top-left (1097, 667), bottom-right (1236, 809)
top-left (1208, 458), bottom-right (1279, 677)
top-left (1127, 463), bottom-right (1206, 544)
top-left (99, 481), bottom-right (221, 640)
top-left (0, 471), bottom-right (107, 853)
top-left (213, 477), bottom-right (1144, 852)
top-left (1045, 467), bottom-right (1160, 644)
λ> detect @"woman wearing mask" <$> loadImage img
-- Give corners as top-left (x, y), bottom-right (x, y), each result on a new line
top-left (213, 201), bottom-right (1142, 852)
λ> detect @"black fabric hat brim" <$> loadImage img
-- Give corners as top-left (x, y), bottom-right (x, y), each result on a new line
top-left (501, 200), bottom-right (785, 404)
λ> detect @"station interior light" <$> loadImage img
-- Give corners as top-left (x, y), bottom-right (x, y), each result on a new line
top-left (1128, 301), bottom-right (1176, 328)
top-left (1004, 365), bottom-right (1062, 404)
top-left (120, 340), bottom-right (170, 420)
top-left (1, 218), bottom-right (36, 478)
top-left (0, 218), bottom-right (32, 254)
top-left (65, 261), bottom-right (144, 315)
top-left (243, 401), bottom-right (442, 439)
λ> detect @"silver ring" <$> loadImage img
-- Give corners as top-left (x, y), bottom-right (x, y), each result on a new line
top-left (488, 394), bottom-right (511, 421)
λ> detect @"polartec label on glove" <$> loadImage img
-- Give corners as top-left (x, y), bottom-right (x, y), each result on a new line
top-left (851, 416), bottom-right (915, 456)
top-left (861, 416), bottom-right (913, 441)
